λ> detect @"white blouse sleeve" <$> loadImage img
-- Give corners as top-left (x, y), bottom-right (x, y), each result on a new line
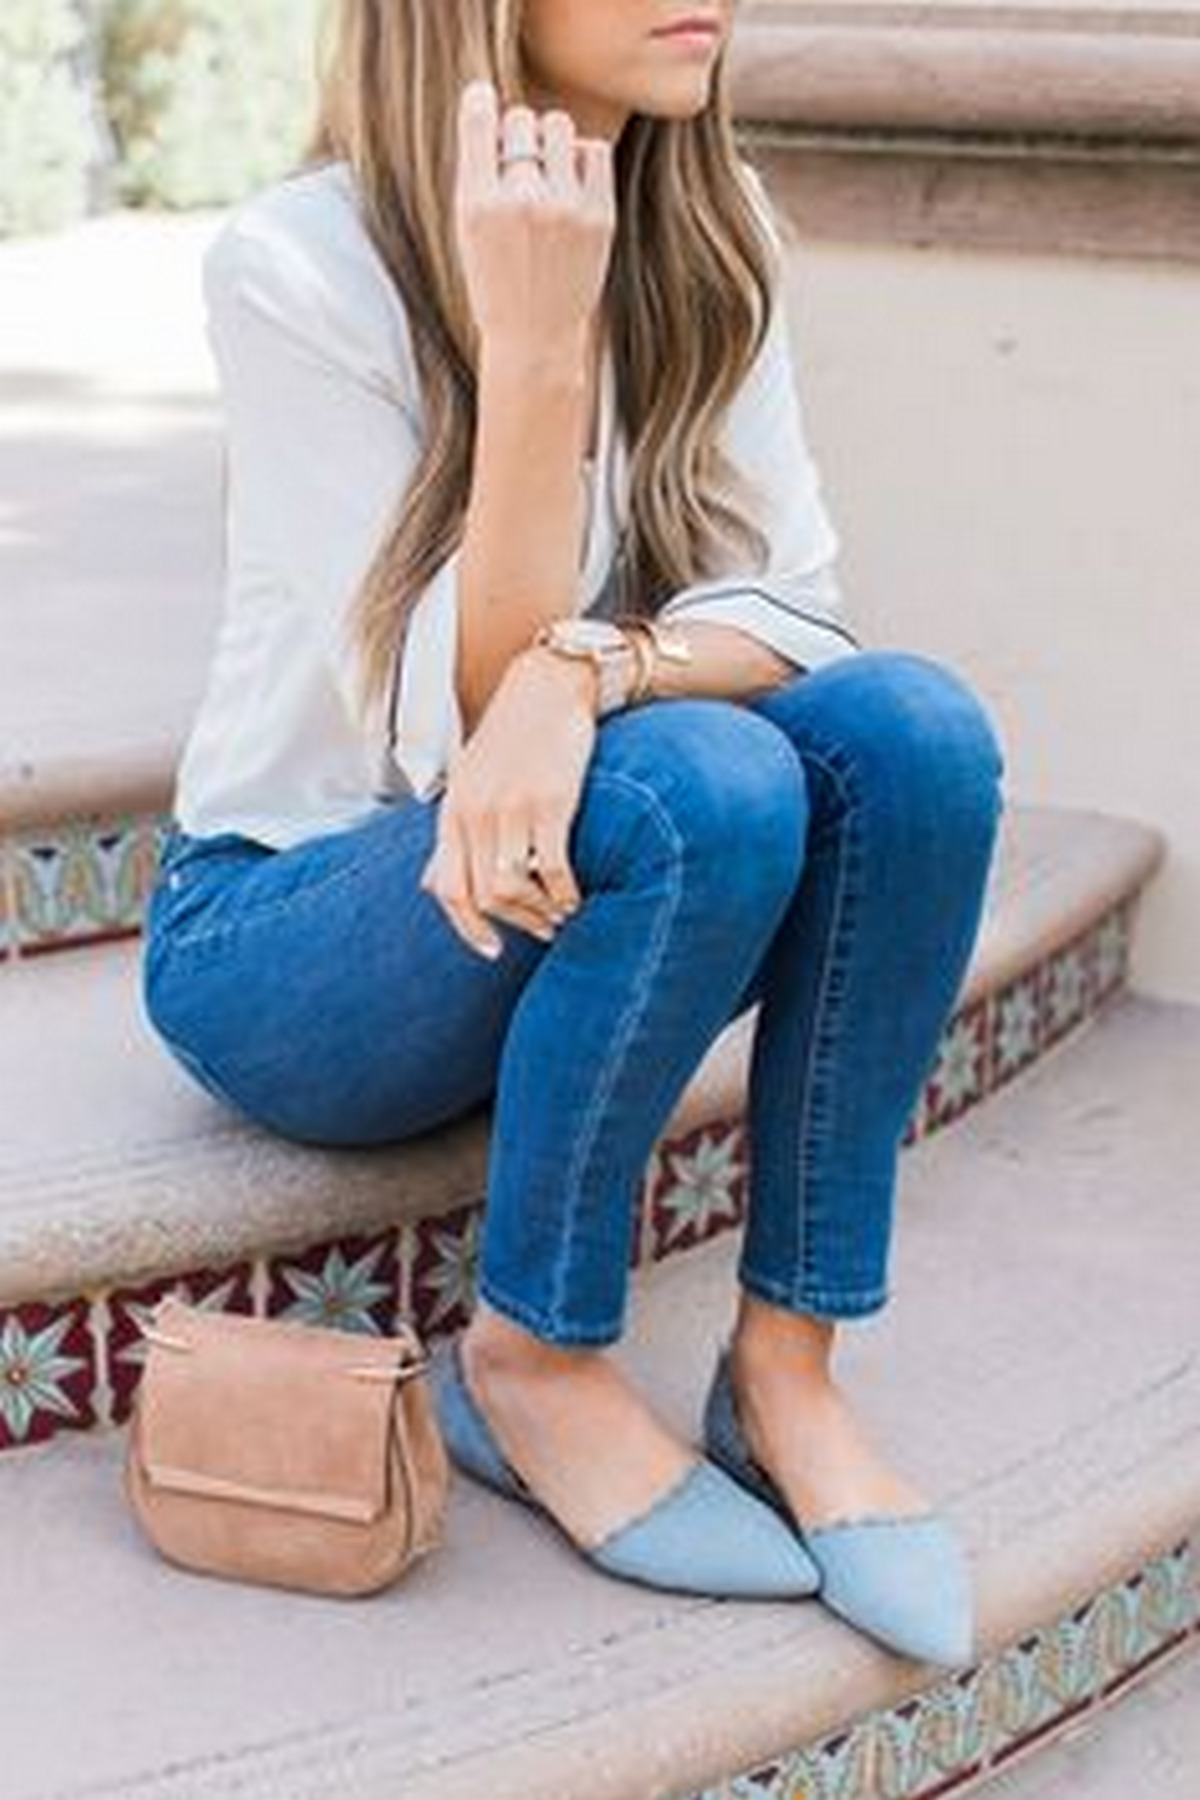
top-left (202, 214), bottom-right (463, 803)
top-left (654, 165), bottom-right (860, 673)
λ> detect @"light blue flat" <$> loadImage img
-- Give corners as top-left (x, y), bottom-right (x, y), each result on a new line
top-left (430, 1334), bottom-right (821, 1599)
top-left (703, 1341), bottom-right (975, 1666)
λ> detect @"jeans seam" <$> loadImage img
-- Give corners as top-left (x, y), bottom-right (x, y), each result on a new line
top-left (776, 740), bottom-right (859, 1307)
top-left (542, 767), bottom-right (685, 1336)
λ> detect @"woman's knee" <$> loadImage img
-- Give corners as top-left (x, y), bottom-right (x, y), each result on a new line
top-left (579, 699), bottom-right (810, 901)
top-left (776, 651), bottom-right (1004, 822)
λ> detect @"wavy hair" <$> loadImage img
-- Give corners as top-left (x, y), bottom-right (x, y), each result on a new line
top-left (299, 0), bottom-right (782, 724)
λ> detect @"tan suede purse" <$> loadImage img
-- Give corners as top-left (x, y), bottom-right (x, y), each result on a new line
top-left (124, 1293), bottom-right (450, 1596)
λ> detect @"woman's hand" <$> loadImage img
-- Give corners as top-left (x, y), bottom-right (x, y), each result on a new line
top-left (419, 651), bottom-right (598, 959)
top-left (454, 78), bottom-right (617, 354)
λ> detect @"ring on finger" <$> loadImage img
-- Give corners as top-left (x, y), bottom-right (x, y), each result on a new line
top-left (495, 846), bottom-right (539, 878)
top-left (500, 111), bottom-right (541, 171)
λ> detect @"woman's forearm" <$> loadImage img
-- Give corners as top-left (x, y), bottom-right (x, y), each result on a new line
top-left (455, 330), bottom-right (592, 736)
top-left (638, 619), bottom-right (798, 702)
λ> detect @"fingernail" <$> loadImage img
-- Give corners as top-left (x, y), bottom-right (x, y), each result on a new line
top-left (479, 937), bottom-right (503, 959)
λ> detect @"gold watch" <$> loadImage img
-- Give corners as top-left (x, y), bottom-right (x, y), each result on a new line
top-left (530, 618), bottom-right (643, 717)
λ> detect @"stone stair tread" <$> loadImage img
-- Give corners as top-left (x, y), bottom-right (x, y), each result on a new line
top-left (0, 803), bottom-right (1163, 1305)
top-left (963, 800), bottom-right (1162, 1001)
top-left (2, 993), bottom-right (1198, 1800)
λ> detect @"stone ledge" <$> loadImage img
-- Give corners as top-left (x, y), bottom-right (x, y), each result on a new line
top-left (732, 2), bottom-right (1200, 142)
top-left (730, 3), bottom-right (1200, 257)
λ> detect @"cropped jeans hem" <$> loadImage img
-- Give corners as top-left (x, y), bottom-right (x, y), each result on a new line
top-left (738, 1262), bottom-right (891, 1323)
top-left (475, 1272), bottom-right (624, 1348)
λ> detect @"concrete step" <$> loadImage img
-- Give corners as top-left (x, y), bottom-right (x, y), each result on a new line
top-left (2, 993), bottom-right (1197, 1800)
top-left (0, 805), bottom-right (1163, 1454)
top-left (0, 207), bottom-right (222, 839)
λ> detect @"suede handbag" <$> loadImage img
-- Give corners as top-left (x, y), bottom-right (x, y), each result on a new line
top-left (124, 1293), bottom-right (450, 1596)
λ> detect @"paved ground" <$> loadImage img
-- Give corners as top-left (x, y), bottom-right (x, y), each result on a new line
top-left (983, 1641), bottom-right (1200, 1798)
top-left (0, 208), bottom-right (227, 779)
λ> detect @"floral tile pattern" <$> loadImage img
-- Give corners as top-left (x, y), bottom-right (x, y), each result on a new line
top-left (991, 968), bottom-right (1044, 1090)
top-left (923, 998), bottom-right (992, 1135)
top-left (8, 814), bottom-right (170, 957)
top-left (1090, 902), bottom-right (1132, 1004)
top-left (687, 1536), bottom-right (1199, 1800)
top-left (266, 1230), bottom-right (400, 1336)
top-left (0, 1298), bottom-right (95, 1449)
top-left (646, 1121), bottom-right (748, 1261)
top-left (410, 1204), bottom-right (482, 1340)
top-left (1040, 939), bottom-right (1092, 1049)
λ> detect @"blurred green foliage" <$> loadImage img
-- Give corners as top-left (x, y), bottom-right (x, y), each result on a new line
top-left (0, 0), bottom-right (326, 236)
top-left (0, 2), bottom-right (95, 236)
top-left (99, 0), bottom-right (325, 209)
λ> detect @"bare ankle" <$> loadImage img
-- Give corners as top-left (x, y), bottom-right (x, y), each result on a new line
top-left (463, 1303), bottom-right (599, 1382)
top-left (732, 1290), bottom-right (838, 1386)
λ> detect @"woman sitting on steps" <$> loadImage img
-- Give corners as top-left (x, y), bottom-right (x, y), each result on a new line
top-left (141, 0), bottom-right (1005, 1665)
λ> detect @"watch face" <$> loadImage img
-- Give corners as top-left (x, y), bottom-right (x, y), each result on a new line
top-left (558, 618), bottom-right (629, 651)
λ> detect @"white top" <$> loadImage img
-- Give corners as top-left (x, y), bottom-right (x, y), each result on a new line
top-left (173, 157), bottom-right (859, 850)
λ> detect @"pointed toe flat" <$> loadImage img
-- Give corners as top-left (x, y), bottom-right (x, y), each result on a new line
top-left (431, 1335), bottom-right (820, 1600)
top-left (702, 1341), bottom-right (975, 1667)
top-left (805, 1512), bottom-right (975, 1666)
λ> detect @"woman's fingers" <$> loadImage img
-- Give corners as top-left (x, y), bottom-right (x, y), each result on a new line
top-left (498, 102), bottom-right (542, 197)
top-left (527, 812), bottom-right (582, 918)
top-left (460, 77), bottom-right (611, 207)
top-left (540, 109), bottom-right (577, 197)
top-left (471, 814), bottom-right (561, 942)
top-left (457, 79), bottom-right (500, 204)
top-left (421, 813), bottom-right (565, 956)
top-left (420, 815), bottom-right (503, 960)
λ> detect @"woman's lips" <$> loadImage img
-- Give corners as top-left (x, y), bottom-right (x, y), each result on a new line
top-left (651, 18), bottom-right (722, 40)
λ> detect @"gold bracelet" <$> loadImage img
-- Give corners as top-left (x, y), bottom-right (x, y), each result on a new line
top-left (617, 618), bottom-right (658, 704)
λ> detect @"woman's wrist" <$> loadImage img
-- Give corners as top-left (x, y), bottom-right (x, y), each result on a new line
top-left (511, 642), bottom-right (602, 714)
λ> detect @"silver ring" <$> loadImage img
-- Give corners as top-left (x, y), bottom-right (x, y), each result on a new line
top-left (498, 848), bottom-right (539, 876)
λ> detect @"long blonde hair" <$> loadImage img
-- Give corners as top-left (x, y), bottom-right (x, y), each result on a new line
top-left (299, 0), bottom-right (781, 726)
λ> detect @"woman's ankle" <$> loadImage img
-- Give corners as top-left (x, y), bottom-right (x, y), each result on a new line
top-left (731, 1289), bottom-right (839, 1390)
top-left (462, 1300), bottom-right (601, 1382)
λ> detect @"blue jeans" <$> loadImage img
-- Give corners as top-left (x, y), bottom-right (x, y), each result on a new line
top-left (142, 651), bottom-right (1004, 1346)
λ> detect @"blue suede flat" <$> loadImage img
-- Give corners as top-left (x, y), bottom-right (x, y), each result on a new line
top-left (702, 1341), bottom-right (975, 1667)
top-left (430, 1334), bottom-right (821, 1600)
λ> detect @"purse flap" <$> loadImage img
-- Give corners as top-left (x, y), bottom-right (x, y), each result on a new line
top-left (135, 1296), bottom-right (410, 1523)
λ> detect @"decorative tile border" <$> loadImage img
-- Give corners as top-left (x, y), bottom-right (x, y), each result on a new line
top-left (0, 884), bottom-right (1146, 1456)
top-left (685, 1533), bottom-right (1200, 1800)
top-left (1, 813), bottom-right (171, 959)
top-left (912, 898), bottom-right (1136, 1143)
top-left (646, 1119), bottom-right (748, 1261)
top-left (0, 1131), bottom-right (732, 1452)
